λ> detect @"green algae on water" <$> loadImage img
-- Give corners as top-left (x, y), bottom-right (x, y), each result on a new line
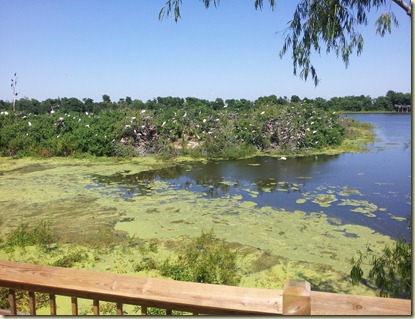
top-left (0, 156), bottom-right (397, 299)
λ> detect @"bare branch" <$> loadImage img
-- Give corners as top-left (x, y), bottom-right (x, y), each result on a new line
top-left (392, 0), bottom-right (411, 16)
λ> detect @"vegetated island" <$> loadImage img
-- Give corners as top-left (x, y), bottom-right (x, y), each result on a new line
top-left (0, 93), bottom-right (394, 160)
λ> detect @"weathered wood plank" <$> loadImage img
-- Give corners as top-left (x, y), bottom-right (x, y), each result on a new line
top-left (0, 260), bottom-right (282, 315)
top-left (311, 291), bottom-right (411, 315)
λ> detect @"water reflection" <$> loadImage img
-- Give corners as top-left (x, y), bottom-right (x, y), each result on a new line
top-left (89, 154), bottom-right (338, 200)
top-left (87, 114), bottom-right (411, 241)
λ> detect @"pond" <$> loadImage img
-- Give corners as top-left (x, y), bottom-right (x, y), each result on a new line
top-left (0, 113), bottom-right (411, 296)
top-left (92, 113), bottom-right (411, 242)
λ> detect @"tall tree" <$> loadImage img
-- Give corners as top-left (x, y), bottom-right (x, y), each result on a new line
top-left (159, 0), bottom-right (411, 86)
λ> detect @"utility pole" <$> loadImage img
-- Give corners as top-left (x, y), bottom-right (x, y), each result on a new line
top-left (11, 73), bottom-right (18, 112)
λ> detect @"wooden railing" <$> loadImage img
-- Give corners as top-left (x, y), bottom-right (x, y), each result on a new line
top-left (0, 260), bottom-right (411, 315)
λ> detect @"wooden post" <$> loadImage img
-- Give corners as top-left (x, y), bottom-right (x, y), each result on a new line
top-left (116, 301), bottom-right (123, 315)
top-left (283, 279), bottom-right (311, 315)
top-left (141, 306), bottom-right (147, 315)
top-left (93, 299), bottom-right (99, 315)
top-left (28, 291), bottom-right (36, 315)
top-left (8, 289), bottom-right (17, 315)
top-left (71, 297), bottom-right (78, 315)
top-left (49, 294), bottom-right (57, 315)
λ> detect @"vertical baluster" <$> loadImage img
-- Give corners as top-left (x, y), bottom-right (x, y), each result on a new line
top-left (93, 300), bottom-right (99, 315)
top-left (116, 302), bottom-right (123, 315)
top-left (8, 289), bottom-right (17, 315)
top-left (49, 294), bottom-right (57, 315)
top-left (141, 306), bottom-right (147, 315)
top-left (71, 297), bottom-right (78, 315)
top-left (166, 308), bottom-right (172, 315)
top-left (28, 291), bottom-right (36, 315)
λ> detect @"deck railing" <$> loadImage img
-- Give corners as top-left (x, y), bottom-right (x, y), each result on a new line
top-left (0, 260), bottom-right (411, 315)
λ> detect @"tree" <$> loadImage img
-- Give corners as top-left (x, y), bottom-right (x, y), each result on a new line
top-left (290, 95), bottom-right (301, 103)
top-left (350, 237), bottom-right (411, 299)
top-left (159, 0), bottom-right (411, 86)
top-left (102, 94), bottom-right (111, 103)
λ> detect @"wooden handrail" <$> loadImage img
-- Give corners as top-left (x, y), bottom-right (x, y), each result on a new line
top-left (0, 260), bottom-right (411, 315)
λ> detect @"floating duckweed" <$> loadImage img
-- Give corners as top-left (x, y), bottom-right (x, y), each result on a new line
top-left (338, 199), bottom-right (378, 216)
top-left (338, 187), bottom-right (363, 197)
top-left (390, 216), bottom-right (407, 222)
top-left (296, 198), bottom-right (307, 204)
top-left (312, 194), bottom-right (338, 207)
top-left (219, 181), bottom-right (238, 186)
top-left (0, 157), bottom-right (401, 299)
top-left (351, 208), bottom-right (376, 217)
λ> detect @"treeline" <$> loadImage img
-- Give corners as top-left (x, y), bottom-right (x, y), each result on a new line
top-left (0, 90), bottom-right (410, 115)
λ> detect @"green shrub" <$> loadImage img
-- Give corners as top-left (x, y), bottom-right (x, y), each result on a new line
top-left (4, 220), bottom-right (57, 252)
top-left (134, 258), bottom-right (158, 272)
top-left (51, 249), bottom-right (88, 268)
top-left (160, 229), bottom-right (241, 285)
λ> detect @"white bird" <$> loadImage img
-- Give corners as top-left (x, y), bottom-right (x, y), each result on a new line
top-left (162, 121), bottom-right (166, 127)
top-left (28, 122), bottom-right (32, 126)
top-left (280, 157), bottom-right (287, 160)
top-left (85, 124), bottom-right (90, 128)
top-left (203, 119), bottom-right (206, 123)
top-left (260, 111), bottom-right (265, 115)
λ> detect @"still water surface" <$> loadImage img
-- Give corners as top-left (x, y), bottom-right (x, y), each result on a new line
top-left (93, 114), bottom-right (412, 241)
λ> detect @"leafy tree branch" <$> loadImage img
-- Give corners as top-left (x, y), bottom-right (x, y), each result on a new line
top-left (159, 0), bottom-right (411, 86)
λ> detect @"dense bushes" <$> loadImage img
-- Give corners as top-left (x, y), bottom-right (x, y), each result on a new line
top-left (159, 229), bottom-right (241, 285)
top-left (0, 99), bottom-right (348, 159)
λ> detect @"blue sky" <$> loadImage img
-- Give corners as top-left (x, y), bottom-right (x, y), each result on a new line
top-left (0, 0), bottom-right (411, 103)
